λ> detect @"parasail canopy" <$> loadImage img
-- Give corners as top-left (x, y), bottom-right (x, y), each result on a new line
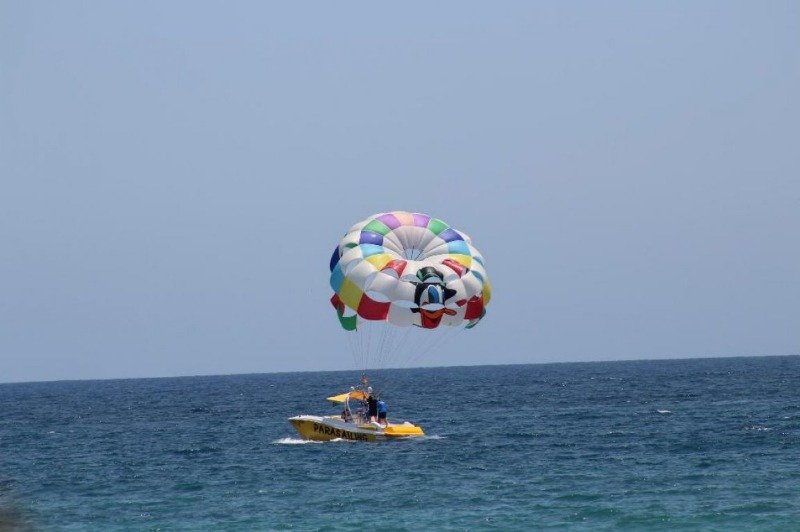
top-left (329, 211), bottom-right (491, 332)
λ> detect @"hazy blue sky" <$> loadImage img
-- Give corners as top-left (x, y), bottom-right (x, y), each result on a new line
top-left (2, 2), bottom-right (798, 383)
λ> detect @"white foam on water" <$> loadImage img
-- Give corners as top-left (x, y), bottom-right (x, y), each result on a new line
top-left (657, 409), bottom-right (672, 414)
top-left (272, 437), bottom-right (323, 445)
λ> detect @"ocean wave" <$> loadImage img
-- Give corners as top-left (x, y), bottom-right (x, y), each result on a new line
top-left (172, 446), bottom-right (222, 456)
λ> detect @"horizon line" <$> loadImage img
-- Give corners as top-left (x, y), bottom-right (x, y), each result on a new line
top-left (2, 352), bottom-right (798, 387)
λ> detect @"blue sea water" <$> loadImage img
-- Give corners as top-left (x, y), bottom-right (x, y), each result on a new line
top-left (1, 355), bottom-right (799, 530)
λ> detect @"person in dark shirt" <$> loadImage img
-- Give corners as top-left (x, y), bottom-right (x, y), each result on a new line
top-left (366, 387), bottom-right (378, 423)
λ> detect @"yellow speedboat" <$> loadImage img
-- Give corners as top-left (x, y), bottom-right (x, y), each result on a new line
top-left (288, 390), bottom-right (424, 442)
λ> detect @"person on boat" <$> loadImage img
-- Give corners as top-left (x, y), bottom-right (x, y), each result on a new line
top-left (377, 398), bottom-right (388, 426)
top-left (353, 404), bottom-right (366, 423)
top-left (366, 387), bottom-right (378, 423)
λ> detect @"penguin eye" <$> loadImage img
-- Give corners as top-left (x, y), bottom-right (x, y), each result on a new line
top-left (426, 285), bottom-right (441, 304)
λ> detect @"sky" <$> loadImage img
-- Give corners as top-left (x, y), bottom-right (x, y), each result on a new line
top-left (1, 1), bottom-right (798, 383)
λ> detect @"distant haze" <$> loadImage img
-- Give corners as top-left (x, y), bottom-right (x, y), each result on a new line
top-left (2, 2), bottom-right (798, 383)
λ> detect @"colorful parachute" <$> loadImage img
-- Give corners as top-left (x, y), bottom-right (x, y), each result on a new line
top-left (329, 211), bottom-right (491, 335)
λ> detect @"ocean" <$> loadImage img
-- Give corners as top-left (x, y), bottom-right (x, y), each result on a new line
top-left (1, 355), bottom-right (799, 530)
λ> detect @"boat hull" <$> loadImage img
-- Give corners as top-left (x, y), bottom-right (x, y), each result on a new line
top-left (288, 415), bottom-right (424, 442)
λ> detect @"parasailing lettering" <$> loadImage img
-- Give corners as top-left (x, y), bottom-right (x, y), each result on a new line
top-left (312, 423), bottom-right (369, 441)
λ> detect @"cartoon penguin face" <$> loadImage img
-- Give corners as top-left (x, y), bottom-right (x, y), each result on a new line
top-left (411, 266), bottom-right (458, 328)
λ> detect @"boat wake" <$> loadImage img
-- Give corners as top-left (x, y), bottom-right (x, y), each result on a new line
top-left (272, 437), bottom-right (324, 445)
top-left (273, 437), bottom-right (361, 445)
top-left (416, 434), bottom-right (445, 441)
